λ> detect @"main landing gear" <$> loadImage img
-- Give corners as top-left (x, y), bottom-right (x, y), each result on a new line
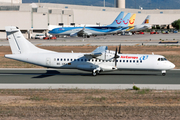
top-left (162, 70), bottom-right (166, 76)
top-left (92, 68), bottom-right (100, 76)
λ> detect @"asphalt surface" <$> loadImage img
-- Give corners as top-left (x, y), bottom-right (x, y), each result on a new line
top-left (0, 69), bottom-right (179, 84)
top-left (1, 33), bottom-right (180, 46)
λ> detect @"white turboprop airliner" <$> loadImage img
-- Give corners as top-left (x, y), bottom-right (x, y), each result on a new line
top-left (5, 26), bottom-right (175, 76)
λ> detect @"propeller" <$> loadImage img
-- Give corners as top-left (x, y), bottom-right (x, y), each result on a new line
top-left (114, 44), bottom-right (122, 67)
top-left (118, 44), bottom-right (122, 54)
top-left (114, 47), bottom-right (119, 67)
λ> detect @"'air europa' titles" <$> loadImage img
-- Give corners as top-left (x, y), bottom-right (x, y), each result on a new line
top-left (120, 56), bottom-right (138, 59)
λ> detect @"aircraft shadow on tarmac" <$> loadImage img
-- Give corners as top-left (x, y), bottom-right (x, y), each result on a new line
top-left (32, 70), bottom-right (158, 78)
top-left (0, 70), bottom-right (159, 78)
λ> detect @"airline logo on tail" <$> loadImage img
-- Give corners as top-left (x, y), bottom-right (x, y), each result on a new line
top-left (142, 15), bottom-right (150, 24)
top-left (144, 19), bottom-right (149, 24)
top-left (110, 11), bottom-right (124, 26)
top-left (123, 19), bottom-right (129, 25)
top-left (129, 19), bottom-right (135, 24)
top-left (120, 13), bottom-right (131, 27)
top-left (128, 14), bottom-right (136, 26)
top-left (116, 18), bottom-right (122, 24)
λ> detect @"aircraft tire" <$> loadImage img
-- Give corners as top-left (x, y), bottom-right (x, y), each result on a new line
top-left (92, 71), bottom-right (97, 76)
top-left (162, 73), bottom-right (166, 76)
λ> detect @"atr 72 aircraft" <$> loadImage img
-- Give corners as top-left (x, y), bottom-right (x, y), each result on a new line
top-left (5, 26), bottom-right (175, 76)
top-left (48, 11), bottom-right (132, 38)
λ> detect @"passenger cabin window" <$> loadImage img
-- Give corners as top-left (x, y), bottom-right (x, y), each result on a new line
top-left (57, 58), bottom-right (59, 61)
top-left (64, 59), bottom-right (66, 61)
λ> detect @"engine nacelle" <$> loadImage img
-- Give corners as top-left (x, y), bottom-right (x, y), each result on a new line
top-left (99, 65), bottom-right (117, 72)
top-left (77, 64), bottom-right (96, 71)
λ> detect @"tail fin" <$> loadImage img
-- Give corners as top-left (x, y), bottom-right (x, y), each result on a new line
top-left (6, 26), bottom-right (54, 54)
top-left (128, 14), bottom-right (136, 27)
top-left (109, 11), bottom-right (124, 26)
top-left (125, 14), bottom-right (136, 31)
top-left (120, 13), bottom-right (131, 27)
top-left (142, 15), bottom-right (150, 24)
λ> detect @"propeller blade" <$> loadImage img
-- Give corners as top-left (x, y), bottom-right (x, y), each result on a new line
top-left (114, 47), bottom-right (119, 67)
top-left (118, 44), bottom-right (121, 54)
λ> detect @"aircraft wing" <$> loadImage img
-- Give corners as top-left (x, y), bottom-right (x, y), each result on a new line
top-left (70, 25), bottom-right (92, 37)
top-left (84, 46), bottom-right (108, 57)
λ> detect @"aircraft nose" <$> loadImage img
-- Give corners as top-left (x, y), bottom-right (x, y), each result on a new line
top-left (169, 62), bottom-right (175, 69)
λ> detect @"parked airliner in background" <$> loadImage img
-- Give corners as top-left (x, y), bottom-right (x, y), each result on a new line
top-left (126, 15), bottom-right (151, 32)
top-left (5, 26), bottom-right (175, 76)
top-left (48, 11), bottom-right (133, 38)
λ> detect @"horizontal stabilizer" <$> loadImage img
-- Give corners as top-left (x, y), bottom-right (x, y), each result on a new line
top-left (84, 46), bottom-right (107, 57)
top-left (5, 26), bottom-right (56, 54)
top-left (6, 26), bottom-right (19, 33)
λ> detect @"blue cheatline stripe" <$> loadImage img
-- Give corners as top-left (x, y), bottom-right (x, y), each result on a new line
top-left (49, 26), bottom-right (124, 34)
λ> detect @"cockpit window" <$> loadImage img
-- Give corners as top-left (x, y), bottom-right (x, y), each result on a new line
top-left (157, 58), bottom-right (167, 61)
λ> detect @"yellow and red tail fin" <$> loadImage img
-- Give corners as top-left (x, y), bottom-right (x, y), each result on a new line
top-left (126, 14), bottom-right (136, 31)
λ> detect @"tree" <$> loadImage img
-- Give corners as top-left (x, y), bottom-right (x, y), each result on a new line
top-left (171, 19), bottom-right (180, 30)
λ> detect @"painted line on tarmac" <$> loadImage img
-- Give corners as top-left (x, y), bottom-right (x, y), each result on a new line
top-left (0, 84), bottom-right (180, 90)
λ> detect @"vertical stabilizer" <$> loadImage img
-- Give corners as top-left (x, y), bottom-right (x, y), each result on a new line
top-left (109, 11), bottom-right (124, 26)
top-left (142, 15), bottom-right (150, 24)
top-left (6, 26), bottom-right (55, 54)
top-left (125, 14), bottom-right (136, 31)
top-left (128, 14), bottom-right (136, 27)
top-left (120, 13), bottom-right (131, 27)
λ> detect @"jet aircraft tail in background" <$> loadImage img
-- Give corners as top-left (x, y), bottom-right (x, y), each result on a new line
top-left (142, 15), bottom-right (150, 24)
top-left (109, 11), bottom-right (124, 27)
top-left (125, 14), bottom-right (136, 31)
top-left (120, 13), bottom-right (131, 27)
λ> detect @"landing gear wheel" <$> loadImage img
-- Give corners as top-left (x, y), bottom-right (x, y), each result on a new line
top-left (161, 70), bottom-right (166, 76)
top-left (92, 71), bottom-right (97, 76)
top-left (162, 73), bottom-right (166, 76)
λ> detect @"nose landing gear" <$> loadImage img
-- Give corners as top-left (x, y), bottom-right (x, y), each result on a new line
top-left (162, 70), bottom-right (166, 76)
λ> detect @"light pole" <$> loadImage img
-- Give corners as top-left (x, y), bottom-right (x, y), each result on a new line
top-left (104, 0), bottom-right (105, 7)
top-left (38, 0), bottom-right (40, 3)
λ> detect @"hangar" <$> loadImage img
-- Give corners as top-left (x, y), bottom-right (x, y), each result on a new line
top-left (0, 0), bottom-right (179, 38)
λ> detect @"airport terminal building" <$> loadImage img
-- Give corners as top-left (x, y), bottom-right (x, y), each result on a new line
top-left (0, 0), bottom-right (180, 38)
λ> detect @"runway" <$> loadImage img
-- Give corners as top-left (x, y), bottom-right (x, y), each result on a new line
top-left (0, 69), bottom-right (180, 89)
